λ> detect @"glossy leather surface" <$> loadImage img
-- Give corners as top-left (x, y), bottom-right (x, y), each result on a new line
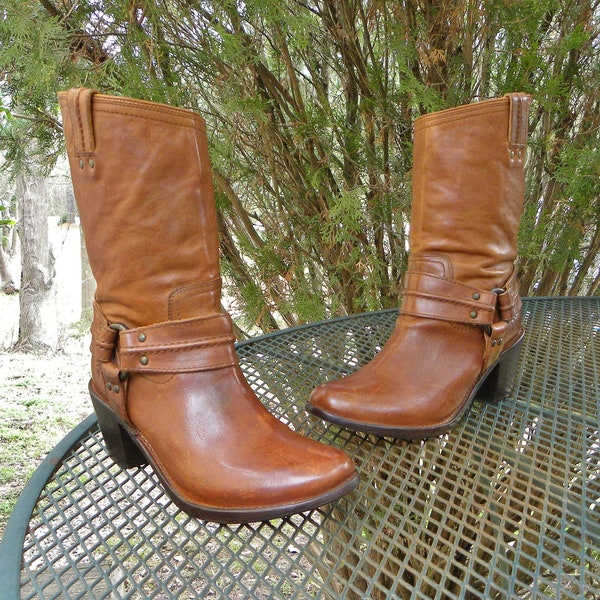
top-left (59, 89), bottom-right (358, 521)
top-left (309, 94), bottom-right (532, 438)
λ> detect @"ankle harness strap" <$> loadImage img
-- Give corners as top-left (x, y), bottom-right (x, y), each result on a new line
top-left (116, 313), bottom-right (237, 374)
top-left (400, 270), bottom-right (521, 325)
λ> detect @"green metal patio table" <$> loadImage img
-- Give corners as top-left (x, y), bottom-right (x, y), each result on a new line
top-left (1, 297), bottom-right (598, 599)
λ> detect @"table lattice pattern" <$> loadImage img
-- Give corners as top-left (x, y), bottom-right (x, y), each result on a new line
top-left (1, 297), bottom-right (599, 599)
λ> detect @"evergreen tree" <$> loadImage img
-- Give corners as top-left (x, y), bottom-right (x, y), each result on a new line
top-left (0, 0), bottom-right (598, 334)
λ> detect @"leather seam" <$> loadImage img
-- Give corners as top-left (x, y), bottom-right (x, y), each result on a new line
top-left (405, 271), bottom-right (491, 295)
top-left (73, 90), bottom-right (87, 154)
top-left (93, 96), bottom-right (200, 119)
top-left (400, 308), bottom-right (492, 324)
top-left (127, 313), bottom-right (227, 332)
top-left (94, 107), bottom-right (199, 128)
top-left (409, 253), bottom-right (453, 278)
top-left (415, 103), bottom-right (507, 130)
top-left (403, 290), bottom-right (495, 313)
top-left (514, 98), bottom-right (523, 145)
top-left (82, 92), bottom-right (95, 152)
top-left (126, 361), bottom-right (236, 374)
top-left (169, 279), bottom-right (221, 320)
top-left (121, 338), bottom-right (234, 353)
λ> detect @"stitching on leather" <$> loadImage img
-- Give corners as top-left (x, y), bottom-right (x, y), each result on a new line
top-left (408, 253), bottom-right (452, 278)
top-left (95, 96), bottom-right (200, 119)
top-left (133, 433), bottom-right (176, 488)
top-left (406, 271), bottom-right (490, 296)
top-left (401, 308), bottom-right (491, 323)
top-left (82, 92), bottom-right (95, 152)
top-left (415, 103), bottom-right (506, 131)
top-left (73, 90), bottom-right (87, 155)
top-left (169, 280), bottom-right (221, 320)
top-left (170, 280), bottom-right (221, 292)
top-left (126, 314), bottom-right (229, 336)
top-left (130, 360), bottom-right (236, 374)
top-left (123, 334), bottom-right (234, 348)
top-left (119, 314), bottom-right (233, 340)
top-left (94, 107), bottom-right (199, 129)
top-left (403, 290), bottom-right (495, 312)
top-left (403, 275), bottom-right (496, 309)
top-left (516, 100), bottom-right (522, 144)
top-left (121, 337), bottom-right (234, 354)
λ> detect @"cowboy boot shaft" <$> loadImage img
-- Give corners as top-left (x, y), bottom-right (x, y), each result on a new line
top-left (410, 94), bottom-right (531, 290)
top-left (58, 90), bottom-right (221, 327)
top-left (58, 89), bottom-right (358, 522)
top-left (308, 93), bottom-right (532, 439)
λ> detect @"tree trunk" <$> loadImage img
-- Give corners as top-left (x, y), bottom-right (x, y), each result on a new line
top-left (15, 170), bottom-right (57, 352)
top-left (65, 187), bottom-right (77, 224)
top-left (0, 244), bottom-right (17, 294)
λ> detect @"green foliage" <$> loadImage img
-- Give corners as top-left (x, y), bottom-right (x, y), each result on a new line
top-left (0, 0), bottom-right (598, 330)
top-left (0, 203), bottom-right (15, 228)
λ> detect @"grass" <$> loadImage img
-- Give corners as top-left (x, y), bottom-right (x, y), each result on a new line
top-left (0, 347), bottom-right (91, 540)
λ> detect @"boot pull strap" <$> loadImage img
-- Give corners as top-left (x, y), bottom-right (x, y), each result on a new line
top-left (62, 88), bottom-right (97, 165)
top-left (505, 93), bottom-right (532, 165)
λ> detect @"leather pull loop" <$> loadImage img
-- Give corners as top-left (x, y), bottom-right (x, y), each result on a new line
top-left (64, 88), bottom-right (97, 159)
top-left (505, 93), bottom-right (532, 165)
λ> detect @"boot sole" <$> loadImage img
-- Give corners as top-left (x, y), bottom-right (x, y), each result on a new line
top-left (90, 385), bottom-right (360, 524)
top-left (306, 335), bottom-right (524, 440)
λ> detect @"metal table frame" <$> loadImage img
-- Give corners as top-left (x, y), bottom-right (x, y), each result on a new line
top-left (1, 297), bottom-right (598, 599)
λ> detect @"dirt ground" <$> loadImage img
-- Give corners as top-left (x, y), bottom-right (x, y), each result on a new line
top-left (0, 220), bottom-right (92, 538)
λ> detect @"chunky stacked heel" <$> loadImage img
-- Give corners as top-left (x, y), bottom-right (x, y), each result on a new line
top-left (478, 337), bottom-right (523, 401)
top-left (90, 384), bottom-right (147, 469)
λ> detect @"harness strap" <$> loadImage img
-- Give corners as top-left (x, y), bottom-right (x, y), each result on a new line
top-left (401, 272), bottom-right (497, 325)
top-left (400, 269), bottom-right (521, 326)
top-left (117, 313), bottom-right (237, 374)
top-left (497, 269), bottom-right (522, 322)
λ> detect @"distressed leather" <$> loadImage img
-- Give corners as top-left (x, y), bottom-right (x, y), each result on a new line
top-left (59, 89), bottom-right (357, 518)
top-left (309, 94), bottom-right (532, 438)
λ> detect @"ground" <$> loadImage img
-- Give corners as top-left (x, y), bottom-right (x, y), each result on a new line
top-left (0, 220), bottom-right (91, 539)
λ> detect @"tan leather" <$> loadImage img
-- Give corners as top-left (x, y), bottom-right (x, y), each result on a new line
top-left (309, 94), bottom-right (532, 438)
top-left (58, 89), bottom-right (358, 522)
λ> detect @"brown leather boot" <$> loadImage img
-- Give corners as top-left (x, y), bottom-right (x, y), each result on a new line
top-left (58, 89), bottom-right (358, 523)
top-left (308, 93), bottom-right (532, 439)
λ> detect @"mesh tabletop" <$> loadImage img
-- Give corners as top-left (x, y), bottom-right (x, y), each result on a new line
top-left (1, 297), bottom-right (599, 599)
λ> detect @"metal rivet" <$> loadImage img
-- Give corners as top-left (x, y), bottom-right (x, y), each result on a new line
top-left (498, 338), bottom-right (503, 345)
top-left (138, 332), bottom-right (147, 342)
top-left (472, 292), bottom-right (480, 301)
top-left (510, 149), bottom-right (515, 158)
top-left (106, 382), bottom-right (113, 391)
top-left (79, 159), bottom-right (85, 169)
top-left (491, 340), bottom-right (497, 347)
top-left (470, 310), bottom-right (478, 319)
top-left (113, 385), bottom-right (120, 393)
top-left (140, 355), bottom-right (149, 366)
top-left (88, 158), bottom-right (95, 168)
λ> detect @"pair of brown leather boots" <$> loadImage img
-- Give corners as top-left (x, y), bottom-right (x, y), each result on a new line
top-left (58, 89), bottom-right (531, 523)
